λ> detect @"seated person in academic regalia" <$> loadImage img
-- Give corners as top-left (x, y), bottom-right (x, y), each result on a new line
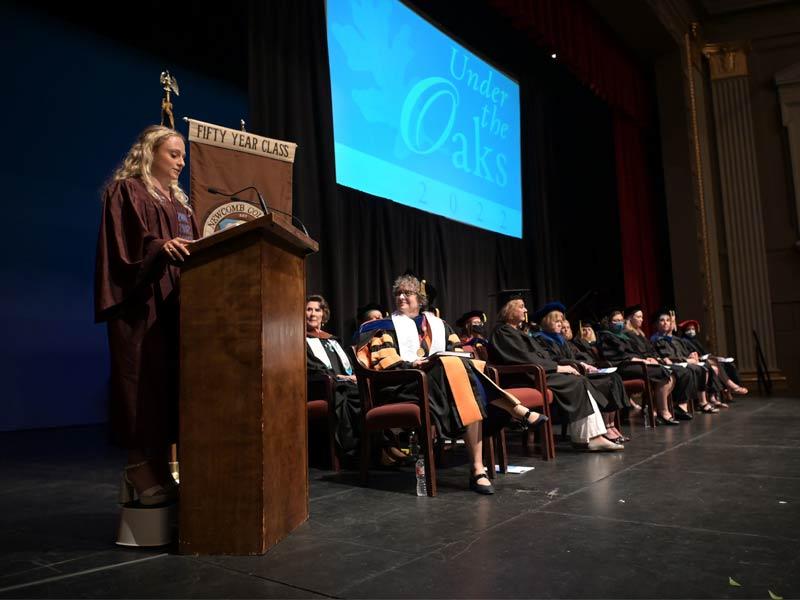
top-left (488, 291), bottom-right (623, 452)
top-left (356, 274), bottom-right (549, 494)
top-left (358, 302), bottom-right (386, 326)
top-left (456, 310), bottom-right (490, 362)
top-left (532, 304), bottom-right (631, 444)
top-left (664, 313), bottom-right (726, 408)
top-left (565, 317), bottom-right (637, 434)
top-left (649, 309), bottom-right (723, 414)
top-left (621, 304), bottom-right (695, 419)
top-left (353, 302), bottom-right (389, 347)
top-left (623, 305), bottom-right (706, 419)
top-left (306, 295), bottom-right (362, 461)
top-left (678, 319), bottom-right (747, 397)
top-left (598, 308), bottom-right (683, 424)
top-left (568, 320), bottom-right (599, 362)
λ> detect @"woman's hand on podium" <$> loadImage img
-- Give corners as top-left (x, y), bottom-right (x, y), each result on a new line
top-left (162, 237), bottom-right (192, 262)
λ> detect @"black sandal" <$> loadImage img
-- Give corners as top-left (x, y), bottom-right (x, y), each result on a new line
top-left (469, 471), bottom-right (495, 495)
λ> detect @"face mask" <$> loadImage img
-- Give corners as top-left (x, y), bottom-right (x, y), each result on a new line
top-left (611, 322), bottom-right (625, 332)
top-left (470, 324), bottom-right (485, 337)
top-left (685, 330), bottom-right (696, 337)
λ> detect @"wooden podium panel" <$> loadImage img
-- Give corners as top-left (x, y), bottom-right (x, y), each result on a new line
top-left (178, 215), bottom-right (317, 555)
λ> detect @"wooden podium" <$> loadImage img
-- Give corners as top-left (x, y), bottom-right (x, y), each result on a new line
top-left (177, 214), bottom-right (318, 555)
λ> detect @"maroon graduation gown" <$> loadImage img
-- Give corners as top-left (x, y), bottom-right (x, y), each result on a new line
top-left (94, 177), bottom-right (198, 450)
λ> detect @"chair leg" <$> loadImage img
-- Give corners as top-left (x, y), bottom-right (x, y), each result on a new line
top-left (543, 419), bottom-right (555, 460)
top-left (484, 435), bottom-right (496, 480)
top-left (497, 429), bottom-right (508, 473)
top-left (422, 425), bottom-right (437, 497)
top-left (521, 429), bottom-right (531, 456)
top-left (613, 409), bottom-right (626, 440)
top-left (645, 389), bottom-right (657, 428)
top-left (328, 428), bottom-right (340, 472)
top-left (360, 429), bottom-right (371, 485)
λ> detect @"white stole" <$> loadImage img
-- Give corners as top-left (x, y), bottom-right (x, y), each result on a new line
top-left (306, 337), bottom-right (352, 374)
top-left (392, 312), bottom-right (446, 362)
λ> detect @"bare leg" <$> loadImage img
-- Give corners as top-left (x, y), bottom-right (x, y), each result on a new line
top-left (656, 381), bottom-right (673, 419)
top-left (489, 395), bottom-right (543, 425)
top-left (462, 421), bottom-right (491, 488)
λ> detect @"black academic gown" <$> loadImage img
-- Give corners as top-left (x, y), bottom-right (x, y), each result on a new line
top-left (306, 334), bottom-right (361, 456)
top-left (569, 338), bottom-right (597, 363)
top-left (651, 334), bottom-right (710, 396)
top-left (672, 336), bottom-right (724, 395)
top-left (488, 323), bottom-right (607, 422)
top-left (597, 330), bottom-right (672, 384)
top-left (536, 333), bottom-right (630, 411)
top-left (681, 334), bottom-right (742, 386)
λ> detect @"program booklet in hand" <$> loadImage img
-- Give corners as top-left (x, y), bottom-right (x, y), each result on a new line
top-left (430, 350), bottom-right (473, 359)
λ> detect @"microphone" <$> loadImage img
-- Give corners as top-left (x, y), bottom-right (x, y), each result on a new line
top-left (207, 186), bottom-right (309, 236)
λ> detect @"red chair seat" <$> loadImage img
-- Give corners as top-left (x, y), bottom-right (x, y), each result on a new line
top-left (365, 402), bottom-right (421, 430)
top-left (623, 379), bottom-right (645, 394)
top-left (505, 387), bottom-right (553, 409)
top-left (307, 399), bottom-right (328, 420)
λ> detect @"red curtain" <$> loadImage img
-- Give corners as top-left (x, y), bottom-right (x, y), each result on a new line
top-left (613, 115), bottom-right (662, 319)
top-left (489, 0), bottom-right (662, 317)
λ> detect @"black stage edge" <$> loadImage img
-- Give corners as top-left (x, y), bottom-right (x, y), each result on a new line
top-left (1, 397), bottom-right (798, 599)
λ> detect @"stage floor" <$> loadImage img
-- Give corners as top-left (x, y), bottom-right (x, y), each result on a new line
top-left (1, 396), bottom-right (798, 599)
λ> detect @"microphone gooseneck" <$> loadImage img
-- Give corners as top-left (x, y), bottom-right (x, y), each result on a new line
top-left (207, 186), bottom-right (309, 237)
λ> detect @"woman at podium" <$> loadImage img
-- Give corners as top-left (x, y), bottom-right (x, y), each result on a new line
top-left (94, 125), bottom-right (198, 506)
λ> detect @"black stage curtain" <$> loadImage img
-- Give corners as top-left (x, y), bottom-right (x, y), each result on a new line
top-left (248, 0), bottom-right (621, 339)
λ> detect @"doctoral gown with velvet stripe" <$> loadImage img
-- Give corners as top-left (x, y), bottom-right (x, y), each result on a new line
top-left (356, 316), bottom-right (515, 438)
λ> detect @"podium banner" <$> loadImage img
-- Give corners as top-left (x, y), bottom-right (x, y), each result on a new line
top-left (186, 118), bottom-right (297, 237)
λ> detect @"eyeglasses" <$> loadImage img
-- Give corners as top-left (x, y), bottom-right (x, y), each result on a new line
top-left (395, 289), bottom-right (417, 297)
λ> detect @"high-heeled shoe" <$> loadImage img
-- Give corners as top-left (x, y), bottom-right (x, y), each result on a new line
top-left (517, 409), bottom-right (548, 431)
top-left (119, 461), bottom-right (178, 506)
top-left (655, 415), bottom-right (680, 426)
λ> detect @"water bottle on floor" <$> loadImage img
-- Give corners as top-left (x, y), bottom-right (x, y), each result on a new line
top-left (409, 431), bottom-right (426, 496)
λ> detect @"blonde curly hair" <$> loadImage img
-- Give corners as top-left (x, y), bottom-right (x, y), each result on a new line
top-left (112, 125), bottom-right (190, 209)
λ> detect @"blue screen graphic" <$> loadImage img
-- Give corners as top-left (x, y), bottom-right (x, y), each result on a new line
top-left (326, 0), bottom-right (523, 237)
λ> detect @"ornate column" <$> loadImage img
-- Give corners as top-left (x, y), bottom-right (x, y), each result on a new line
top-left (682, 23), bottom-right (728, 355)
top-left (703, 42), bottom-right (781, 378)
top-left (775, 63), bottom-right (800, 252)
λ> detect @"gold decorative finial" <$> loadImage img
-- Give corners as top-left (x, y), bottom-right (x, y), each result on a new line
top-left (160, 70), bottom-right (180, 129)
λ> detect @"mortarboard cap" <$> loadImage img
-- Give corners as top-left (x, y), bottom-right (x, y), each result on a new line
top-left (492, 289), bottom-right (531, 309)
top-left (357, 302), bottom-right (387, 321)
top-left (651, 307), bottom-right (674, 324)
top-left (532, 301), bottom-right (567, 324)
top-left (455, 310), bottom-right (487, 328)
top-left (623, 304), bottom-right (643, 319)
